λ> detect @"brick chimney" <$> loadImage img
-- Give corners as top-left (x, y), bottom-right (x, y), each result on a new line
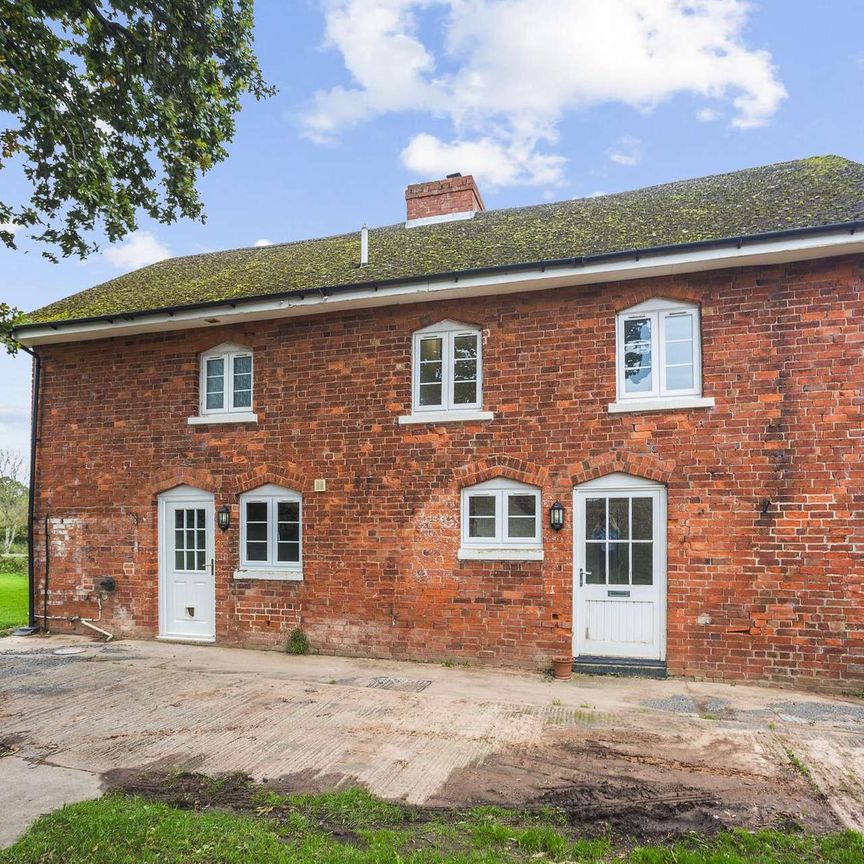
top-left (405, 173), bottom-right (485, 225)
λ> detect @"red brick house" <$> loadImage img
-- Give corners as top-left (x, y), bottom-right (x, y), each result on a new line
top-left (13, 156), bottom-right (864, 690)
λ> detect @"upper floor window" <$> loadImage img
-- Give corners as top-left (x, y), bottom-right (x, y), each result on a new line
top-left (611, 299), bottom-right (713, 413)
top-left (458, 478), bottom-right (543, 561)
top-left (235, 484), bottom-right (302, 581)
top-left (400, 320), bottom-right (493, 424)
top-left (199, 343), bottom-right (254, 418)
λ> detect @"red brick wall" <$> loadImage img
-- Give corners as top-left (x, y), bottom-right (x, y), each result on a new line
top-left (31, 253), bottom-right (864, 691)
top-left (405, 175), bottom-right (485, 220)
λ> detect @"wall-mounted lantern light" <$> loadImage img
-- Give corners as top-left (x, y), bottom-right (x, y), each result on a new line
top-left (218, 505), bottom-right (231, 532)
top-left (549, 500), bottom-right (565, 531)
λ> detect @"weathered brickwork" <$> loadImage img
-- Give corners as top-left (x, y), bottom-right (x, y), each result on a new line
top-left (31, 253), bottom-right (864, 691)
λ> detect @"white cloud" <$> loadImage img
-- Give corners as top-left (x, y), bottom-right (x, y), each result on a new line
top-left (304, 0), bottom-right (786, 188)
top-left (696, 107), bottom-right (721, 122)
top-left (0, 222), bottom-right (21, 235)
top-left (254, 239), bottom-right (274, 247)
top-left (607, 135), bottom-right (642, 167)
top-left (104, 231), bottom-right (171, 270)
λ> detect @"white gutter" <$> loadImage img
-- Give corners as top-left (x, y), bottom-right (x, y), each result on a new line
top-left (16, 229), bottom-right (864, 347)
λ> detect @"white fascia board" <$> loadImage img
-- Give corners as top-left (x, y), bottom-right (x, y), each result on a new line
top-left (16, 230), bottom-right (864, 347)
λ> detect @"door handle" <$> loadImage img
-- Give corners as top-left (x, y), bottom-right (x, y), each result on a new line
top-left (210, 558), bottom-right (215, 575)
top-left (579, 568), bottom-right (591, 586)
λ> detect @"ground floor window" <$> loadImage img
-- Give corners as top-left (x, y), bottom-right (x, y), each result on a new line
top-left (238, 484), bottom-right (302, 577)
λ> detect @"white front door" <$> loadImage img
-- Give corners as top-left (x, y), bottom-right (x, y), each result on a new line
top-left (573, 474), bottom-right (666, 660)
top-left (158, 487), bottom-right (215, 642)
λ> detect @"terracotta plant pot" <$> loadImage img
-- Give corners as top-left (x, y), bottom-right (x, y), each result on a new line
top-left (552, 657), bottom-right (572, 681)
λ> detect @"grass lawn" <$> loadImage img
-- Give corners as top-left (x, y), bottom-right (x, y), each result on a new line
top-left (0, 570), bottom-right (28, 632)
top-left (1, 783), bottom-right (861, 864)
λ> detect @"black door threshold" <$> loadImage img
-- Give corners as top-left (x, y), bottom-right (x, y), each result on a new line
top-left (572, 656), bottom-right (667, 679)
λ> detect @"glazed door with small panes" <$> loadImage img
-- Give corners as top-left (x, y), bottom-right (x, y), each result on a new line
top-left (573, 480), bottom-right (665, 660)
top-left (159, 491), bottom-right (215, 641)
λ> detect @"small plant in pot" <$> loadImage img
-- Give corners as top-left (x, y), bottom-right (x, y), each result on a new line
top-left (551, 656), bottom-right (572, 680)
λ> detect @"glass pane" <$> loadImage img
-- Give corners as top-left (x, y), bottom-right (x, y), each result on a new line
top-left (246, 541), bottom-right (268, 562)
top-left (453, 334), bottom-right (478, 360)
top-left (195, 509), bottom-right (204, 528)
top-left (623, 317), bottom-right (652, 394)
top-left (174, 529), bottom-right (185, 550)
top-left (233, 388), bottom-right (252, 409)
top-left (508, 495), bottom-right (536, 517)
top-left (666, 364), bottom-right (694, 390)
top-left (608, 543), bottom-right (629, 585)
top-left (196, 551), bottom-right (205, 571)
top-left (632, 543), bottom-right (653, 585)
top-left (608, 498), bottom-right (629, 540)
top-left (233, 355), bottom-right (252, 375)
top-left (419, 383), bottom-right (442, 407)
top-left (186, 529), bottom-right (195, 549)
top-left (186, 551), bottom-right (196, 571)
top-left (278, 501), bottom-right (300, 522)
top-left (174, 550), bottom-right (184, 570)
top-left (468, 517), bottom-right (496, 538)
top-left (632, 498), bottom-right (653, 540)
top-left (585, 543), bottom-right (606, 584)
top-left (246, 502), bottom-right (267, 522)
top-left (665, 313), bottom-right (692, 341)
top-left (247, 522), bottom-right (267, 542)
top-left (585, 498), bottom-right (606, 540)
top-left (453, 381), bottom-right (476, 404)
top-left (508, 516), bottom-right (536, 538)
top-left (175, 510), bottom-right (184, 528)
top-left (419, 362), bottom-right (442, 384)
top-left (277, 542), bottom-right (300, 563)
top-left (453, 359), bottom-right (477, 381)
top-left (278, 523), bottom-right (300, 542)
top-left (206, 357), bottom-right (225, 377)
top-left (665, 340), bottom-right (693, 366)
top-left (196, 529), bottom-right (205, 550)
top-left (419, 337), bottom-right (442, 361)
top-left (469, 496), bottom-right (496, 517)
top-left (206, 388), bottom-right (224, 410)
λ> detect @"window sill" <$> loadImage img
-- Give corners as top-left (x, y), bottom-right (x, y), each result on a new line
top-left (188, 412), bottom-right (258, 425)
top-left (399, 409), bottom-right (494, 425)
top-left (233, 569), bottom-right (303, 582)
top-left (457, 547), bottom-right (544, 562)
top-left (607, 396), bottom-right (715, 414)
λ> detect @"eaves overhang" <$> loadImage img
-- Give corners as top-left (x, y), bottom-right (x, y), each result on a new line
top-left (13, 221), bottom-right (864, 347)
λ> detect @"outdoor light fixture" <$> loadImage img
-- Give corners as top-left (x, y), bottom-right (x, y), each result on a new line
top-left (218, 505), bottom-right (231, 532)
top-left (550, 501), bottom-right (565, 531)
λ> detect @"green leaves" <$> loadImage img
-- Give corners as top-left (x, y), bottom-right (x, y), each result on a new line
top-left (0, 0), bottom-right (275, 261)
top-left (0, 302), bottom-right (23, 356)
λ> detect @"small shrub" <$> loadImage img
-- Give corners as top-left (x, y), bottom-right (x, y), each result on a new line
top-left (0, 555), bottom-right (27, 575)
top-left (285, 628), bottom-right (309, 655)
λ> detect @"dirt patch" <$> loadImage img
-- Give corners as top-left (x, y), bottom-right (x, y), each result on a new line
top-left (430, 728), bottom-right (840, 840)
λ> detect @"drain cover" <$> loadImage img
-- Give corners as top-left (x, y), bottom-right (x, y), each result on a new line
top-left (367, 677), bottom-right (432, 692)
top-left (53, 646), bottom-right (86, 656)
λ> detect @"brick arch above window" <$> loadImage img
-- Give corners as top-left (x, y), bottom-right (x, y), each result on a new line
top-left (611, 286), bottom-right (703, 313)
top-left (228, 464), bottom-right (307, 497)
top-left (149, 468), bottom-right (221, 498)
top-left (569, 452), bottom-right (675, 487)
top-left (453, 456), bottom-right (549, 491)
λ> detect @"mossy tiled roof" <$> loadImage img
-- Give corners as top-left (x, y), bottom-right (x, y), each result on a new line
top-left (22, 155), bottom-right (864, 326)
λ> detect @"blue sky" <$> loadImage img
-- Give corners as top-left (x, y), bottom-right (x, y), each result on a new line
top-left (1, 0), bottom-right (863, 455)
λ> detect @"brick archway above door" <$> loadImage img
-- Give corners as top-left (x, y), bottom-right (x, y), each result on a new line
top-left (569, 452), bottom-right (675, 487)
top-left (228, 463), bottom-right (307, 496)
top-left (149, 468), bottom-right (220, 498)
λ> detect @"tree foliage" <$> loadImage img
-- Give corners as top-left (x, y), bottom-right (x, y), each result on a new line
top-left (0, 0), bottom-right (274, 260)
top-left (0, 450), bottom-right (28, 555)
top-left (0, 302), bottom-right (23, 356)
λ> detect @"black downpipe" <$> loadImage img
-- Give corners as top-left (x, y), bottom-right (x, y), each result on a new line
top-left (43, 514), bottom-right (49, 631)
top-left (17, 345), bottom-right (41, 630)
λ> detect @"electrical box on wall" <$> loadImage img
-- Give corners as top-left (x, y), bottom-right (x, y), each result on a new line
top-left (314, 479), bottom-right (326, 492)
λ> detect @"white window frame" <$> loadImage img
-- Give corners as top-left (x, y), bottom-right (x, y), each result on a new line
top-left (611, 299), bottom-right (714, 413)
top-left (235, 484), bottom-right (303, 581)
top-left (402, 320), bottom-right (492, 424)
top-left (458, 477), bottom-right (543, 561)
top-left (194, 342), bottom-right (256, 422)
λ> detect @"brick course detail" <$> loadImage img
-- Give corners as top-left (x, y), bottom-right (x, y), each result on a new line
top-left (31, 254), bottom-right (864, 691)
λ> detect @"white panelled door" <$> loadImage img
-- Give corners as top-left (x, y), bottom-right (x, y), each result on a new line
top-left (573, 474), bottom-right (666, 660)
top-left (158, 486), bottom-right (215, 642)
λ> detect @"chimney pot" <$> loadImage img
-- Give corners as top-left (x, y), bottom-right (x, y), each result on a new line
top-left (405, 174), bottom-right (485, 225)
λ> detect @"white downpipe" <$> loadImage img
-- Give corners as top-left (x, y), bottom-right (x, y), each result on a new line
top-left (70, 594), bottom-right (115, 641)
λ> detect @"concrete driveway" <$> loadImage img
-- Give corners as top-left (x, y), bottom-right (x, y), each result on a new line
top-left (2, 635), bottom-right (863, 847)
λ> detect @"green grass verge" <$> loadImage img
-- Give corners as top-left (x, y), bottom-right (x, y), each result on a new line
top-left (0, 570), bottom-right (28, 632)
top-left (1, 790), bottom-right (861, 864)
